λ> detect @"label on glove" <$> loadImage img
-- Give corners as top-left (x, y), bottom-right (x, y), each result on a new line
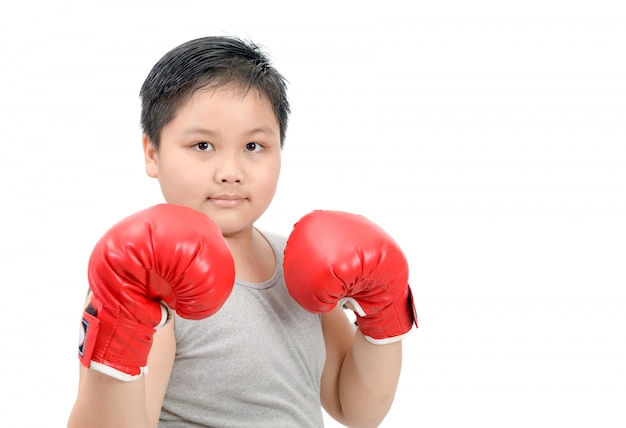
top-left (78, 308), bottom-right (100, 367)
top-left (408, 286), bottom-right (418, 329)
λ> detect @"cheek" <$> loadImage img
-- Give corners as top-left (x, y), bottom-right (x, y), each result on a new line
top-left (253, 161), bottom-right (281, 201)
top-left (264, 160), bottom-right (281, 193)
top-left (157, 162), bottom-right (205, 200)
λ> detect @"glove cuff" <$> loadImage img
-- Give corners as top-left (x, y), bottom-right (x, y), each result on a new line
top-left (354, 285), bottom-right (418, 345)
top-left (78, 297), bottom-right (160, 380)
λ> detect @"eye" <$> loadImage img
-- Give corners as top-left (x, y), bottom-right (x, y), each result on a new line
top-left (193, 142), bottom-right (214, 151)
top-left (245, 142), bottom-right (264, 152)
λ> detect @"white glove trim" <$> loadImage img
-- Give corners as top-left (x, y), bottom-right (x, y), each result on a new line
top-left (363, 329), bottom-right (414, 345)
top-left (155, 302), bottom-right (172, 330)
top-left (339, 297), bottom-right (366, 317)
top-left (89, 361), bottom-right (147, 382)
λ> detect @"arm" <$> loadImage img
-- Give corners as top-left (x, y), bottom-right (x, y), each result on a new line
top-left (145, 320), bottom-right (177, 428)
top-left (283, 210), bottom-right (417, 427)
top-left (67, 204), bottom-right (234, 427)
top-left (67, 295), bottom-right (177, 428)
top-left (68, 359), bottom-right (151, 428)
top-left (321, 307), bottom-right (402, 428)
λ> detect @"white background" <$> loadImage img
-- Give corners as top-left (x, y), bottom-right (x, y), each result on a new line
top-left (1, 1), bottom-right (624, 426)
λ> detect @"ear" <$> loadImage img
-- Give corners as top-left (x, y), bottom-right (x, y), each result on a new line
top-left (143, 134), bottom-right (159, 178)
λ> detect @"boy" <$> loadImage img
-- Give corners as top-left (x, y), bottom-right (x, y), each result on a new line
top-left (67, 36), bottom-right (416, 427)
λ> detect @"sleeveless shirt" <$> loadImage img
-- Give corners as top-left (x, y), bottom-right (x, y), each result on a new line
top-left (159, 230), bottom-right (326, 427)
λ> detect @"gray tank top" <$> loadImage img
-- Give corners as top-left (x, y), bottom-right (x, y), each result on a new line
top-left (159, 230), bottom-right (326, 427)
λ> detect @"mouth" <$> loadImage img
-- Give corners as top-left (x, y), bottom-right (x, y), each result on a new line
top-left (208, 195), bottom-right (246, 208)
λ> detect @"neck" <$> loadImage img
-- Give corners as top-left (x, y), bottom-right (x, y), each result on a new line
top-left (224, 228), bottom-right (275, 284)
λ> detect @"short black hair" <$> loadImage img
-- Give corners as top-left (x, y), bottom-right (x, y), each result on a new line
top-left (140, 36), bottom-right (290, 149)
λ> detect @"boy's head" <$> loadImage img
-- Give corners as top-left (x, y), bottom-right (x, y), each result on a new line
top-left (140, 36), bottom-right (290, 149)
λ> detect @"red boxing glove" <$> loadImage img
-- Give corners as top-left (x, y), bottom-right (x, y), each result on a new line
top-left (78, 204), bottom-right (235, 381)
top-left (283, 210), bottom-right (417, 345)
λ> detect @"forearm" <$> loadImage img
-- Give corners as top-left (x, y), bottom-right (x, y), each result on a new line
top-left (338, 330), bottom-right (402, 428)
top-left (67, 368), bottom-right (149, 428)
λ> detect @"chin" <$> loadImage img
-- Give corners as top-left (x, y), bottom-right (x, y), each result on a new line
top-left (213, 216), bottom-right (255, 237)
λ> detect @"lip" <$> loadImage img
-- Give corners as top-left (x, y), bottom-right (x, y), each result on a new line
top-left (208, 194), bottom-right (246, 208)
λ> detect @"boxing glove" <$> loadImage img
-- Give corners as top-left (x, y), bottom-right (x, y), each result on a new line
top-left (78, 204), bottom-right (235, 381)
top-left (283, 210), bottom-right (417, 345)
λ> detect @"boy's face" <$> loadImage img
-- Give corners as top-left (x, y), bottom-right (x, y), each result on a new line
top-left (143, 86), bottom-right (282, 237)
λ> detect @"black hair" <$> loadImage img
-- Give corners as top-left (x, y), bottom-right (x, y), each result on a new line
top-left (140, 36), bottom-right (290, 149)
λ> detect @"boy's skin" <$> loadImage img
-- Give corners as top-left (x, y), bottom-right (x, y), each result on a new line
top-left (68, 86), bottom-right (402, 427)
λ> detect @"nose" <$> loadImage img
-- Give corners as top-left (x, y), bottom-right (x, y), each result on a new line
top-left (214, 151), bottom-right (244, 184)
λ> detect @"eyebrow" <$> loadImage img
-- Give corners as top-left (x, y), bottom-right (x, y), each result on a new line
top-left (184, 126), bottom-right (276, 136)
